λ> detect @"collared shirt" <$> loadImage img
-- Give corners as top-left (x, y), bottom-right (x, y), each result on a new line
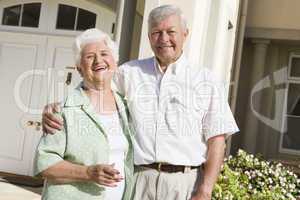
top-left (34, 83), bottom-right (134, 200)
top-left (113, 54), bottom-right (239, 166)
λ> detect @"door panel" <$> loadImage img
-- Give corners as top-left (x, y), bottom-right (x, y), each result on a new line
top-left (0, 32), bottom-right (78, 176)
top-left (0, 31), bottom-right (46, 175)
top-left (44, 36), bottom-right (80, 104)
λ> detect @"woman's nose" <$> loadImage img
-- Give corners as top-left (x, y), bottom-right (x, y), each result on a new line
top-left (93, 53), bottom-right (102, 65)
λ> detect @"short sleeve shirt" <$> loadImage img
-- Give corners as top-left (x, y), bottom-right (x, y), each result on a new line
top-left (113, 54), bottom-right (239, 166)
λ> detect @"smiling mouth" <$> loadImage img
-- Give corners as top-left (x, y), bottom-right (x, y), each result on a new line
top-left (92, 66), bottom-right (108, 72)
top-left (158, 46), bottom-right (173, 50)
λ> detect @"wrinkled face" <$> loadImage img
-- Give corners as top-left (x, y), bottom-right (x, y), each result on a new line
top-left (148, 14), bottom-right (188, 66)
top-left (78, 40), bottom-right (117, 87)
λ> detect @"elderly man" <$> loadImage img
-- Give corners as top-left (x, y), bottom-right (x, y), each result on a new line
top-left (42, 5), bottom-right (239, 200)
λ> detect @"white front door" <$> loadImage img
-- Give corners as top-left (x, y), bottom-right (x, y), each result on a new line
top-left (0, 31), bottom-right (77, 176)
top-left (0, 31), bottom-right (46, 175)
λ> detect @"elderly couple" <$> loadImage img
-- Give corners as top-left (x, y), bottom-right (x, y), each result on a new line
top-left (35, 4), bottom-right (239, 200)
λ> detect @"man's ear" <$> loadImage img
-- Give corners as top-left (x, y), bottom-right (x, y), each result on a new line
top-left (184, 28), bottom-right (189, 38)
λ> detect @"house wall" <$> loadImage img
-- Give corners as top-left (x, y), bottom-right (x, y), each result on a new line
top-left (247, 0), bottom-right (300, 30)
top-left (233, 40), bottom-right (300, 160)
top-left (233, 0), bottom-right (300, 159)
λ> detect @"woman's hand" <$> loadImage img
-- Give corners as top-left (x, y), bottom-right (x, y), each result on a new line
top-left (87, 164), bottom-right (123, 187)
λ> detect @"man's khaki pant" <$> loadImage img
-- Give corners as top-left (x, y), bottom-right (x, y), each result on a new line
top-left (133, 166), bottom-right (203, 200)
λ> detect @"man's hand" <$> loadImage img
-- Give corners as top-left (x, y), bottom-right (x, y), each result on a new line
top-left (191, 185), bottom-right (212, 200)
top-left (191, 194), bottom-right (211, 200)
top-left (42, 103), bottom-right (63, 134)
top-left (192, 134), bottom-right (226, 200)
top-left (87, 164), bottom-right (123, 187)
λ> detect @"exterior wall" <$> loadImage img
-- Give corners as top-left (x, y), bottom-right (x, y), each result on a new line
top-left (247, 0), bottom-right (300, 30)
top-left (129, 0), bottom-right (144, 59)
top-left (203, 0), bottom-right (240, 83)
top-left (232, 0), bottom-right (300, 160)
top-left (233, 40), bottom-right (300, 160)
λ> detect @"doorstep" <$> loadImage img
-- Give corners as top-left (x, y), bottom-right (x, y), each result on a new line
top-left (0, 172), bottom-right (42, 200)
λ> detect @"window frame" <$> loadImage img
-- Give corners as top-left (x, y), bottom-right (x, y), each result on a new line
top-left (1, 2), bottom-right (42, 28)
top-left (0, 0), bottom-right (115, 37)
top-left (55, 4), bottom-right (97, 31)
top-left (287, 53), bottom-right (300, 80)
top-left (279, 53), bottom-right (300, 155)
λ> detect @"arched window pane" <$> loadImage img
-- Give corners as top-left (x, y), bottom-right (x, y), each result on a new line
top-left (76, 8), bottom-right (96, 30)
top-left (290, 57), bottom-right (300, 78)
top-left (2, 5), bottom-right (21, 26)
top-left (56, 4), bottom-right (76, 30)
top-left (21, 3), bottom-right (41, 27)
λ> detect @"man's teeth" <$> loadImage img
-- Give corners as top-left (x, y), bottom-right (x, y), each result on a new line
top-left (159, 46), bottom-right (172, 48)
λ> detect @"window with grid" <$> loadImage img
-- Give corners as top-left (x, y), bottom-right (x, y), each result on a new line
top-left (56, 4), bottom-right (97, 31)
top-left (2, 3), bottom-right (41, 28)
top-left (280, 54), bottom-right (300, 154)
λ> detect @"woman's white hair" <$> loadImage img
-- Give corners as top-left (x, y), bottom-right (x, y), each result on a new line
top-left (148, 4), bottom-right (187, 32)
top-left (73, 28), bottom-right (119, 66)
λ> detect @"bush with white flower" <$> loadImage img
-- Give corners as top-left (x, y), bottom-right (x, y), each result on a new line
top-left (212, 149), bottom-right (300, 200)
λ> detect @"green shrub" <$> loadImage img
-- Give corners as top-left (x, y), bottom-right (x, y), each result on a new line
top-left (212, 149), bottom-right (300, 200)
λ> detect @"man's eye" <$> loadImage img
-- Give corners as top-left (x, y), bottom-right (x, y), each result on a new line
top-left (168, 30), bottom-right (176, 34)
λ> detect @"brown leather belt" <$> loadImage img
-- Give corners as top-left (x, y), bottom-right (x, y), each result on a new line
top-left (137, 163), bottom-right (201, 173)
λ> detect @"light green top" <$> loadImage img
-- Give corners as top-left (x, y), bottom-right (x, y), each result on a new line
top-left (34, 83), bottom-right (134, 200)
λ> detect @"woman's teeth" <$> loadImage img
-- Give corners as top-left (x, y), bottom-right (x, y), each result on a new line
top-left (93, 66), bottom-right (107, 71)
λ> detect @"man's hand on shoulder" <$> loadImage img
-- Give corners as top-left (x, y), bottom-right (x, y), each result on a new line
top-left (42, 103), bottom-right (63, 134)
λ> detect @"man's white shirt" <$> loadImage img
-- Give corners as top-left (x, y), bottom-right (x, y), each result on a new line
top-left (112, 54), bottom-right (239, 166)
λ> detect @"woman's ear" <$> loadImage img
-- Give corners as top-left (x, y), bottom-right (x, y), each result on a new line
top-left (76, 65), bottom-right (82, 77)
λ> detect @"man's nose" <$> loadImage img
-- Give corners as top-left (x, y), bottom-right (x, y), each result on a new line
top-left (159, 31), bottom-right (169, 42)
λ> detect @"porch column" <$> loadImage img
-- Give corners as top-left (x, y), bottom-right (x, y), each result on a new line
top-left (243, 39), bottom-right (270, 153)
top-left (118, 0), bottom-right (138, 64)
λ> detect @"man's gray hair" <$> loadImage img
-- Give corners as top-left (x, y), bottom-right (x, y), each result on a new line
top-left (148, 5), bottom-right (187, 31)
top-left (73, 28), bottom-right (119, 66)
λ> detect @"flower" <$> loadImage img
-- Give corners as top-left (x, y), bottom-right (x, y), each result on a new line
top-left (212, 149), bottom-right (300, 200)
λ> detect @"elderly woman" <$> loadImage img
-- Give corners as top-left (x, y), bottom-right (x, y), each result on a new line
top-left (34, 28), bottom-right (134, 200)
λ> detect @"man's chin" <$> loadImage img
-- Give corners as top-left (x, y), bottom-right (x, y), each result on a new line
top-left (157, 55), bottom-right (175, 63)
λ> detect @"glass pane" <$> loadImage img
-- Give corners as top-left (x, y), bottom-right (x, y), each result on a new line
top-left (56, 4), bottom-right (76, 30)
top-left (76, 8), bottom-right (96, 30)
top-left (21, 3), bottom-right (41, 27)
top-left (2, 5), bottom-right (21, 26)
top-left (287, 83), bottom-right (300, 115)
top-left (282, 116), bottom-right (300, 150)
top-left (290, 57), bottom-right (300, 78)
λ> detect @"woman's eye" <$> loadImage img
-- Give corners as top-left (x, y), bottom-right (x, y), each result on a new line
top-left (86, 55), bottom-right (94, 59)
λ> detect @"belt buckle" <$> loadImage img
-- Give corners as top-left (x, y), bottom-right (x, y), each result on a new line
top-left (157, 163), bottom-right (162, 172)
top-left (184, 166), bottom-right (191, 173)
